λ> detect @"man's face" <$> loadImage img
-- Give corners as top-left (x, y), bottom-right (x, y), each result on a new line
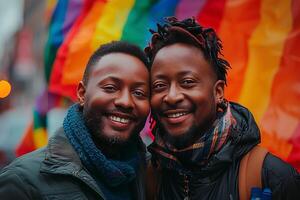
top-left (77, 53), bottom-right (150, 145)
top-left (150, 43), bottom-right (224, 147)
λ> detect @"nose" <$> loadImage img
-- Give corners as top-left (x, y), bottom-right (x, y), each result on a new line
top-left (163, 83), bottom-right (184, 105)
top-left (114, 89), bottom-right (134, 110)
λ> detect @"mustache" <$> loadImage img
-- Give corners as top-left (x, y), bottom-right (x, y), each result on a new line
top-left (106, 109), bottom-right (137, 119)
top-left (154, 105), bottom-right (193, 116)
top-left (85, 106), bottom-right (137, 119)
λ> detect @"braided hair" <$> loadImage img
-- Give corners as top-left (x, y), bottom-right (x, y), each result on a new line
top-left (145, 16), bottom-right (230, 84)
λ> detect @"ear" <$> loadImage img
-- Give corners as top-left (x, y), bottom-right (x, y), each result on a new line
top-left (77, 81), bottom-right (86, 107)
top-left (214, 80), bottom-right (225, 105)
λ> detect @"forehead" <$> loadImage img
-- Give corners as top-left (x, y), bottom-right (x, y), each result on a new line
top-left (89, 53), bottom-right (149, 83)
top-left (151, 43), bottom-right (215, 79)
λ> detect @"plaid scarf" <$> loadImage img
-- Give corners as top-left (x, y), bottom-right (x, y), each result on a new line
top-left (148, 102), bottom-right (236, 173)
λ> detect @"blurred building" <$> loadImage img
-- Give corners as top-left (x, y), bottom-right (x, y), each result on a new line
top-left (0, 0), bottom-right (48, 168)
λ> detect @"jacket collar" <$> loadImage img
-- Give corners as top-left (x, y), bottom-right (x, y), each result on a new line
top-left (192, 102), bottom-right (261, 176)
top-left (150, 102), bottom-right (261, 180)
top-left (41, 127), bottom-right (81, 172)
top-left (40, 127), bottom-right (105, 199)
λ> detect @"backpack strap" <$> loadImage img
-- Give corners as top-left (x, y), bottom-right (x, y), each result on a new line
top-left (239, 145), bottom-right (268, 200)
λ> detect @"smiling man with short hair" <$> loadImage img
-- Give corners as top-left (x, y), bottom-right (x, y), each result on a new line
top-left (0, 41), bottom-right (150, 200)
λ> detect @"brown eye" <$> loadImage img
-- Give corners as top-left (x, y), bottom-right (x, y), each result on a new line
top-left (133, 90), bottom-right (146, 97)
top-left (102, 85), bottom-right (117, 93)
top-left (182, 79), bottom-right (194, 84)
top-left (181, 79), bottom-right (196, 88)
top-left (152, 82), bottom-right (167, 91)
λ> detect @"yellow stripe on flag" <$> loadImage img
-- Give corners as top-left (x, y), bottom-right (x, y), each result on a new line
top-left (33, 128), bottom-right (48, 148)
top-left (91, 0), bottom-right (135, 50)
top-left (239, 0), bottom-right (292, 122)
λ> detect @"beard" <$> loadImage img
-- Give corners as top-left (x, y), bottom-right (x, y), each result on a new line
top-left (82, 107), bottom-right (145, 148)
top-left (155, 119), bottom-right (200, 149)
top-left (153, 111), bottom-right (216, 150)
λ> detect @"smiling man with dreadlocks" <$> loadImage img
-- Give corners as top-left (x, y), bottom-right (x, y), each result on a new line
top-left (145, 17), bottom-right (300, 200)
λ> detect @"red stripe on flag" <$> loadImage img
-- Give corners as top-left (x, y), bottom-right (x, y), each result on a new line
top-left (287, 123), bottom-right (300, 172)
top-left (49, 0), bottom-right (95, 100)
top-left (15, 122), bottom-right (35, 157)
top-left (196, 0), bottom-right (227, 32)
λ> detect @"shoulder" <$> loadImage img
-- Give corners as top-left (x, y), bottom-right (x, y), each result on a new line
top-left (0, 148), bottom-right (46, 184)
top-left (0, 148), bottom-right (46, 199)
top-left (1, 148), bottom-right (46, 176)
top-left (262, 153), bottom-right (299, 183)
top-left (262, 153), bottom-right (300, 199)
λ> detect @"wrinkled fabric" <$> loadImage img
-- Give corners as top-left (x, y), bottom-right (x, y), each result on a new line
top-left (63, 104), bottom-right (139, 187)
top-left (148, 101), bottom-right (235, 173)
top-left (0, 128), bottom-right (147, 200)
top-left (148, 102), bottom-right (300, 200)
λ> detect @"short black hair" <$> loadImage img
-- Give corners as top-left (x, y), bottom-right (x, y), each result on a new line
top-left (145, 17), bottom-right (230, 84)
top-left (83, 41), bottom-right (150, 85)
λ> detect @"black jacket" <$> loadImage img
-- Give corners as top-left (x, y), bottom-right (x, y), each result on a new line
top-left (0, 128), bottom-right (146, 200)
top-left (150, 103), bottom-right (300, 200)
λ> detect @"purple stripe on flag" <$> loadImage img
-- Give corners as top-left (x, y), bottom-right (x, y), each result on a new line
top-left (175, 0), bottom-right (207, 20)
top-left (62, 0), bottom-right (83, 36)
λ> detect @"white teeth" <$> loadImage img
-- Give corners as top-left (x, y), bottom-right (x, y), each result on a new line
top-left (110, 115), bottom-right (130, 124)
top-left (167, 112), bottom-right (187, 118)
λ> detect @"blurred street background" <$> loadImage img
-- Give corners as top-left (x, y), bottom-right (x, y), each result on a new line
top-left (0, 0), bottom-right (300, 170)
top-left (0, 0), bottom-right (49, 167)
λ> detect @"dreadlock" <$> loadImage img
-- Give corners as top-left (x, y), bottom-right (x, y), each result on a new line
top-left (145, 16), bottom-right (230, 84)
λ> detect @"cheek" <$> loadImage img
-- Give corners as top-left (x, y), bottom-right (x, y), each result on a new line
top-left (136, 101), bottom-right (150, 117)
top-left (150, 94), bottom-right (163, 110)
top-left (193, 93), bottom-right (216, 117)
top-left (85, 94), bottom-right (113, 113)
top-left (89, 95), bottom-right (109, 107)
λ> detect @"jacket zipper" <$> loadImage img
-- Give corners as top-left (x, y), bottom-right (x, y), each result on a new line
top-left (183, 174), bottom-right (190, 200)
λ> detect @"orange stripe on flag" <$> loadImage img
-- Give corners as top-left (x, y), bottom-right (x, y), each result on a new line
top-left (239, 0), bottom-right (293, 123)
top-left (260, 0), bottom-right (300, 160)
top-left (61, 0), bottom-right (106, 86)
top-left (219, 0), bottom-right (261, 102)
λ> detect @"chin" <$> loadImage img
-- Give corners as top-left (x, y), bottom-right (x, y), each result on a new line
top-left (104, 129), bottom-right (141, 145)
top-left (105, 135), bottom-right (129, 145)
top-left (160, 121), bottom-right (191, 136)
top-left (98, 131), bottom-right (129, 145)
top-left (158, 123), bottom-right (199, 149)
top-left (165, 127), bottom-right (190, 137)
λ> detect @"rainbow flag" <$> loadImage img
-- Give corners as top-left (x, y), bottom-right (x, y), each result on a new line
top-left (16, 90), bottom-right (69, 155)
top-left (16, 0), bottom-right (83, 155)
top-left (25, 0), bottom-right (300, 171)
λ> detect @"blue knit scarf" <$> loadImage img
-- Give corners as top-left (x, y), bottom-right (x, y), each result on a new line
top-left (63, 104), bottom-right (141, 198)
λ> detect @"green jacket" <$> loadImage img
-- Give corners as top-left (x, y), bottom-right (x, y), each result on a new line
top-left (0, 128), bottom-right (146, 200)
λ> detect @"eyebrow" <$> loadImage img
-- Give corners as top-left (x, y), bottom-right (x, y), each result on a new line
top-left (99, 76), bottom-right (148, 86)
top-left (133, 81), bottom-right (148, 87)
top-left (99, 76), bottom-right (122, 84)
top-left (152, 74), bottom-right (168, 80)
top-left (177, 71), bottom-right (195, 77)
top-left (152, 70), bottom-right (195, 80)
